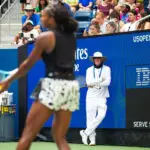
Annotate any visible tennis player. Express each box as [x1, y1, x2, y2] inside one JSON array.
[[0, 4, 79, 150]]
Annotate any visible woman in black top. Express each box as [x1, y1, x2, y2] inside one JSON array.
[[0, 4, 79, 150]]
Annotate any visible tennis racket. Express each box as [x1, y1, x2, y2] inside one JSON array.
[[0, 68, 18, 81], [76, 75, 87, 88], [0, 70, 10, 81]]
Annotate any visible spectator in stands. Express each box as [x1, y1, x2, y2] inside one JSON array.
[[91, 12, 107, 33], [137, 12, 150, 30], [114, 3, 123, 13], [22, 4, 41, 27], [35, 0, 49, 14], [136, 1, 144, 13], [97, 0, 114, 17], [83, 23, 101, 36], [133, 2, 143, 20], [96, 0, 117, 6], [78, 0, 93, 11], [121, 9, 137, 31], [64, 0, 79, 13], [136, 12, 142, 20], [20, 0, 26, 14], [109, 10, 124, 32], [58, 0, 73, 16], [126, 0, 136, 9], [14, 20, 40, 46], [137, 19, 150, 30], [30, 0, 38, 8], [106, 21, 117, 33], [120, 3, 131, 23], [34, 0, 73, 32]]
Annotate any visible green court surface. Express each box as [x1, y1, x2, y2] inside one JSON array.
[[0, 142, 149, 150]]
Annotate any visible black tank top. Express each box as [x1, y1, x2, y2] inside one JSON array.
[[42, 29, 76, 79]]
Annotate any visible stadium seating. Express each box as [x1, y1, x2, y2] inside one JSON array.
[[76, 21, 91, 36], [78, 21, 91, 32], [74, 10, 94, 36], [74, 11, 93, 21]]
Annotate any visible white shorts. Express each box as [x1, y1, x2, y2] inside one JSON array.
[[31, 78, 80, 112]]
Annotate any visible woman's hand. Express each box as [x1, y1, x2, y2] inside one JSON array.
[[0, 80, 11, 93]]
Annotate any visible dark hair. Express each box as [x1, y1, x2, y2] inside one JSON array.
[[109, 10, 120, 20], [44, 4, 78, 33], [90, 23, 100, 32], [140, 12, 149, 18], [125, 4, 131, 12], [137, 12, 150, 30], [39, 0, 48, 12], [107, 21, 117, 32], [129, 9, 137, 16]]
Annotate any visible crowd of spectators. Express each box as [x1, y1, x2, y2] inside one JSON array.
[[76, 0, 150, 36], [13, 0, 150, 45]]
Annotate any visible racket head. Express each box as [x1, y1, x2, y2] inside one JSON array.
[[0, 70, 10, 81]]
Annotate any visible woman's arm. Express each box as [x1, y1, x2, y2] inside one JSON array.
[[0, 32, 55, 93], [8, 32, 55, 82]]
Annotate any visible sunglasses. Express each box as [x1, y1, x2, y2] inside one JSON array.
[[93, 57, 101, 59], [25, 9, 34, 12]]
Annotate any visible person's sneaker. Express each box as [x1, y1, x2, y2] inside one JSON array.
[[79, 130, 88, 145], [89, 141, 96, 146], [89, 134, 96, 146]]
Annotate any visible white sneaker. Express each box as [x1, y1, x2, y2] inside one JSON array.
[[89, 141, 96, 146], [89, 133, 96, 146], [79, 130, 88, 145]]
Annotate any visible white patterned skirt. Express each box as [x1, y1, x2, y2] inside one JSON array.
[[31, 78, 80, 112]]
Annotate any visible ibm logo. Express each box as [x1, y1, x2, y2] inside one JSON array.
[[136, 68, 150, 86]]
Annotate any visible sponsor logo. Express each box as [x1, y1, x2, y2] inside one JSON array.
[[74, 48, 88, 72], [136, 67, 150, 86]]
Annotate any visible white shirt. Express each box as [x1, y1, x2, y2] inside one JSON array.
[[17, 29, 40, 46], [100, 22, 107, 34], [121, 22, 137, 32], [86, 65, 111, 98], [23, 29, 40, 39], [118, 0, 126, 3]]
